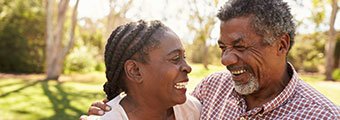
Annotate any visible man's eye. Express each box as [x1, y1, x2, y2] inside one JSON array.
[[219, 45, 226, 51], [235, 46, 246, 51]]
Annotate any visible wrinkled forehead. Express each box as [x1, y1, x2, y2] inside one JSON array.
[[219, 17, 263, 45]]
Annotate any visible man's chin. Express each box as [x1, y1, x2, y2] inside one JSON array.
[[233, 77, 259, 95], [234, 86, 256, 95]]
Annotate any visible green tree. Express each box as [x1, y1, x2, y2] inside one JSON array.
[[0, 0, 45, 73], [62, 0, 134, 74], [288, 33, 326, 72], [186, 0, 221, 69], [325, 0, 339, 81], [303, 0, 339, 80]]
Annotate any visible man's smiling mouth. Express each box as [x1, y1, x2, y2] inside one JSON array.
[[228, 65, 249, 76], [230, 69, 247, 76]]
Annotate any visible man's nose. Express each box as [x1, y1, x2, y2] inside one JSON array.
[[221, 52, 238, 67]]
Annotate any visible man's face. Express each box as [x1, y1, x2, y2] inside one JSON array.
[[218, 16, 281, 95]]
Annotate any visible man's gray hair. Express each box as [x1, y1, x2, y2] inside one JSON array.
[[217, 0, 296, 51]]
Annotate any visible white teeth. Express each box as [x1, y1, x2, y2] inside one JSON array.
[[231, 69, 246, 75], [174, 82, 188, 89]]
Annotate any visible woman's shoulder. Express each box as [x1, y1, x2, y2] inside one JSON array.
[[185, 94, 202, 110], [173, 94, 201, 119], [100, 95, 128, 120]]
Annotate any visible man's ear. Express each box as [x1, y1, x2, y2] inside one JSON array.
[[124, 60, 143, 83], [277, 33, 290, 56]]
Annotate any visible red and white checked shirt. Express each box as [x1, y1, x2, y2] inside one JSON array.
[[191, 64, 340, 119]]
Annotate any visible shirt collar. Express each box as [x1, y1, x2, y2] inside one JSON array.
[[261, 62, 299, 114]]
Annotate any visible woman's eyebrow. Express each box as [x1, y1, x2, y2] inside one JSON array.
[[167, 49, 183, 56]]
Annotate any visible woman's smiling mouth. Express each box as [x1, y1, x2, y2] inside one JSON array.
[[174, 81, 188, 89]]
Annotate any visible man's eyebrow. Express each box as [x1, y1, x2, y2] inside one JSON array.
[[218, 35, 244, 45], [218, 40, 224, 45], [232, 37, 243, 45]]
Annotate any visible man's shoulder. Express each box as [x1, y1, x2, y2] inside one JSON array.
[[197, 70, 234, 89], [282, 101, 340, 119], [288, 80, 340, 118]]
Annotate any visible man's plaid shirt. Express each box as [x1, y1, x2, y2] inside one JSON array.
[[191, 64, 340, 119]]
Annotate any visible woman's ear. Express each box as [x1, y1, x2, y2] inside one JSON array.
[[124, 60, 143, 83], [277, 33, 290, 56]]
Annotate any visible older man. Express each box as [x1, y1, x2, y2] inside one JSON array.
[[83, 0, 340, 119], [191, 0, 339, 119]]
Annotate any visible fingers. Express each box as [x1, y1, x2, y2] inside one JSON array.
[[79, 115, 88, 120], [87, 101, 111, 116], [91, 101, 111, 112], [88, 106, 105, 115], [102, 98, 108, 103]]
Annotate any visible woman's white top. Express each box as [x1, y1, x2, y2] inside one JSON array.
[[87, 94, 201, 120]]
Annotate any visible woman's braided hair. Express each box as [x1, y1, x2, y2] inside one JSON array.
[[103, 20, 164, 100]]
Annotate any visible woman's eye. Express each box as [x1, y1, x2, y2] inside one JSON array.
[[173, 55, 180, 61], [170, 55, 182, 64]]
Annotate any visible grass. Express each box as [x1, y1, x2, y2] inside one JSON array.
[[0, 76, 106, 120], [0, 64, 339, 119]]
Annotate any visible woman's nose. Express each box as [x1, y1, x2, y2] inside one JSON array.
[[181, 60, 192, 73]]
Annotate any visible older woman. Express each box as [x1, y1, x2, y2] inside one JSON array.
[[86, 20, 201, 120]]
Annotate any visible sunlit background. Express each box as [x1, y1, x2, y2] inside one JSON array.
[[0, 0, 339, 119]]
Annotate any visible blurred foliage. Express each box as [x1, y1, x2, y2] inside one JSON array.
[[0, 0, 106, 74], [332, 68, 340, 81], [79, 20, 105, 53], [186, 42, 221, 66], [0, 0, 45, 73], [310, 0, 326, 28], [63, 46, 98, 74], [288, 32, 326, 72], [95, 62, 105, 72], [62, 20, 106, 74], [185, 0, 220, 69]]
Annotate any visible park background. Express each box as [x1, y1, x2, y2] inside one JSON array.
[[0, 0, 340, 119]]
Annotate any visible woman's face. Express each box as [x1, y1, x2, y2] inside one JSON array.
[[138, 28, 192, 107]]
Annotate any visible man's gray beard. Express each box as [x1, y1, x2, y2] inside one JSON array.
[[233, 74, 259, 95]]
